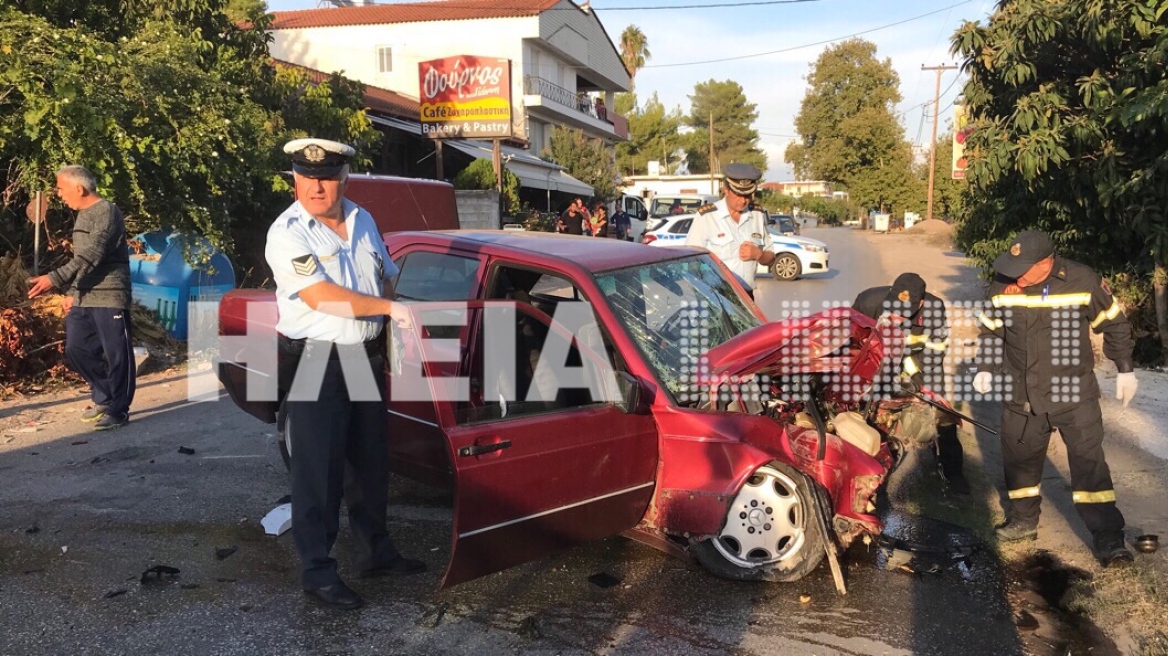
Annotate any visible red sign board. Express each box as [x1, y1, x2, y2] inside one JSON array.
[[418, 55, 513, 139]]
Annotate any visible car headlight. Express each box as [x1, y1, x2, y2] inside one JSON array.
[[803, 244, 825, 252]]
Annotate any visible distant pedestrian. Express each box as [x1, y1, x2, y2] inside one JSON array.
[[589, 204, 608, 238], [610, 206, 631, 240], [557, 199, 586, 236], [27, 165, 135, 431]]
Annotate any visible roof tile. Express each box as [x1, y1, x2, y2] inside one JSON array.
[[271, 0, 562, 30]]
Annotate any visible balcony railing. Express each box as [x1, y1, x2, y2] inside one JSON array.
[[524, 75, 617, 122]]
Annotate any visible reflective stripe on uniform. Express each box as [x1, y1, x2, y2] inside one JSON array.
[[902, 356, 920, 376], [1072, 489, 1116, 504], [1008, 485, 1041, 500], [1090, 299, 1122, 328], [977, 311, 1004, 330], [991, 293, 1092, 308], [905, 334, 928, 345], [923, 339, 948, 352]]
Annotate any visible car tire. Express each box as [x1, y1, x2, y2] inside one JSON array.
[[690, 463, 826, 582], [277, 398, 291, 471], [770, 254, 802, 281]]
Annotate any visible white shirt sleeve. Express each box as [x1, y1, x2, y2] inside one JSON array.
[[266, 222, 327, 300], [685, 215, 709, 248]]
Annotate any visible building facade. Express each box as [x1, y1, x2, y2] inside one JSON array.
[[268, 0, 630, 156]]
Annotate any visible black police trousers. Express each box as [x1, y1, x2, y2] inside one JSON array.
[[1000, 400, 1125, 549], [284, 342, 401, 589]]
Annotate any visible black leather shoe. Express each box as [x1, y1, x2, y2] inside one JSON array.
[[360, 556, 427, 578], [304, 581, 364, 610], [1099, 545, 1134, 569], [995, 520, 1038, 543]]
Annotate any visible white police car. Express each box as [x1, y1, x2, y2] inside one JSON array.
[[642, 217, 830, 281], [756, 226, 829, 281]]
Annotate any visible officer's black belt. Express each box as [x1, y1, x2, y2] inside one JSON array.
[[278, 334, 382, 359]]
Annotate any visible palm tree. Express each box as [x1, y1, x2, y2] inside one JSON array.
[[619, 25, 651, 89]]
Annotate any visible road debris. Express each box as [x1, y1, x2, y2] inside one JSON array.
[[141, 565, 181, 584], [261, 503, 292, 536], [215, 546, 238, 560], [587, 572, 622, 588], [177, 446, 196, 455], [103, 589, 128, 599]]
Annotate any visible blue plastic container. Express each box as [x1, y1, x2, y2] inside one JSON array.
[[129, 231, 235, 340]]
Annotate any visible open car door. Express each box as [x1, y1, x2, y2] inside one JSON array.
[[403, 301, 659, 587]]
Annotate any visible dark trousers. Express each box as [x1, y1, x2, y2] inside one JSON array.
[[285, 347, 399, 589], [64, 306, 136, 416], [1000, 401, 1125, 549], [936, 422, 964, 477]]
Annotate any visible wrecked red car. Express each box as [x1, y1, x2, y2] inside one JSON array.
[[218, 231, 938, 589]]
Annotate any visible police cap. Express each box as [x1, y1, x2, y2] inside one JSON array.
[[722, 163, 762, 196], [284, 138, 355, 179], [993, 230, 1055, 279], [885, 272, 926, 316]]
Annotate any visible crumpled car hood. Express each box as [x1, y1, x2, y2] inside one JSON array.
[[699, 307, 886, 397]]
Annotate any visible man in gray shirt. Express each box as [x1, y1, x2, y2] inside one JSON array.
[[28, 165, 135, 430]]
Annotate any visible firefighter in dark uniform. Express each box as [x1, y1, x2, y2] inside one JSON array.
[[974, 230, 1138, 566], [266, 138, 425, 610], [854, 273, 969, 494]]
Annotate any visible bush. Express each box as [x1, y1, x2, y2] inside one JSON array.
[[453, 159, 521, 214]]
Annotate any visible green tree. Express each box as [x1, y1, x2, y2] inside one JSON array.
[[1, 2, 378, 266], [224, 0, 267, 23], [951, 0, 1168, 361], [912, 131, 966, 221], [614, 92, 686, 176], [542, 126, 619, 201], [619, 25, 650, 89], [786, 38, 915, 213], [685, 79, 765, 174]]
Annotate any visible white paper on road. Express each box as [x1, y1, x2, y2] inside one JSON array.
[[261, 503, 292, 536]]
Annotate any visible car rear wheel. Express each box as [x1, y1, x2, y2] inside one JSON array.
[[770, 254, 801, 281], [691, 463, 825, 582]]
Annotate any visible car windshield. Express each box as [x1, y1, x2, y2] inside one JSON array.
[[773, 215, 796, 232], [595, 254, 761, 404], [650, 197, 708, 218]]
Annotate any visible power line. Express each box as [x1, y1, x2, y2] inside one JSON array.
[[643, 0, 976, 68]]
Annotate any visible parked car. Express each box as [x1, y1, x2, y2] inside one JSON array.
[[218, 232, 937, 591], [769, 213, 800, 236], [643, 218, 830, 281], [644, 194, 718, 233], [757, 227, 830, 281]]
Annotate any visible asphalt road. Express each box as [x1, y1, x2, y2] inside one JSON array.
[[0, 227, 1027, 656]]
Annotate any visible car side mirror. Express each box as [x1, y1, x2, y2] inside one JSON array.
[[615, 371, 649, 414]]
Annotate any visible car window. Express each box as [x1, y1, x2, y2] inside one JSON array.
[[668, 219, 692, 234], [393, 251, 480, 302], [455, 304, 614, 425]]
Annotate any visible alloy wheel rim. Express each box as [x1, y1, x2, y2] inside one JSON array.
[[775, 258, 798, 278], [711, 466, 807, 567]]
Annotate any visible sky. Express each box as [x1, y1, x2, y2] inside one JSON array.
[[265, 0, 998, 181]]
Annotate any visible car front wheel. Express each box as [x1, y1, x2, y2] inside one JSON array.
[[690, 463, 825, 582], [770, 254, 801, 281]]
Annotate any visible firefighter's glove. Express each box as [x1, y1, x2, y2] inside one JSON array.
[[972, 372, 993, 395], [1116, 372, 1138, 407]]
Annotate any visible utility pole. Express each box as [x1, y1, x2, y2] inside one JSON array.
[[708, 112, 716, 195], [922, 64, 957, 222]]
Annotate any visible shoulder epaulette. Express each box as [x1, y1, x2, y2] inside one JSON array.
[[697, 204, 718, 215]]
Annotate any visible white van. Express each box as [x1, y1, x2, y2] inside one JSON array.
[[645, 193, 720, 233], [606, 194, 649, 241]]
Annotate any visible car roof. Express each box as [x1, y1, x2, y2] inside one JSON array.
[[387, 230, 702, 272]]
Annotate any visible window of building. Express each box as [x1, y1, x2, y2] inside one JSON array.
[[377, 46, 393, 73]]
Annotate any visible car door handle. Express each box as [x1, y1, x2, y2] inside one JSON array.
[[458, 440, 512, 457]]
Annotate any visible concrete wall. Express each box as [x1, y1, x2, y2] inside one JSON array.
[[455, 190, 501, 230]]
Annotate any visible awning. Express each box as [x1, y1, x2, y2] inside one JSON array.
[[368, 115, 593, 197]]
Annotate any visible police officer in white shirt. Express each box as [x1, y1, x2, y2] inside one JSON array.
[[685, 163, 775, 295], [266, 138, 424, 611]]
